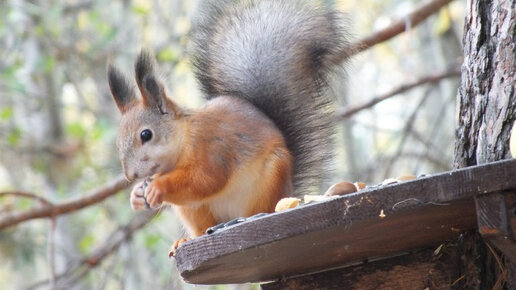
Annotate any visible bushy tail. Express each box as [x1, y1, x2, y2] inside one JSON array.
[[191, 0, 349, 195]]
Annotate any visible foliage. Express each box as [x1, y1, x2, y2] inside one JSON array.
[[0, 0, 464, 289]]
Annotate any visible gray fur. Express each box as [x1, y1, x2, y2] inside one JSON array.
[[108, 65, 135, 112], [135, 50, 154, 90], [191, 0, 349, 195], [135, 50, 171, 115]]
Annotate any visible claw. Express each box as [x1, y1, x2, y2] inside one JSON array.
[[169, 238, 189, 258], [140, 177, 155, 209]]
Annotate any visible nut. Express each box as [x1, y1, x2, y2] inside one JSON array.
[[275, 197, 301, 212], [395, 175, 416, 182], [304, 195, 327, 204], [354, 182, 366, 190], [141, 177, 154, 209], [382, 178, 398, 186], [324, 181, 357, 197]]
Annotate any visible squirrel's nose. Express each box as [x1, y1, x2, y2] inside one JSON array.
[[121, 160, 138, 181]]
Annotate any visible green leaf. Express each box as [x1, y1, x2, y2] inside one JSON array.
[[7, 127, 21, 146], [2, 61, 22, 78], [91, 121, 110, 141], [88, 11, 100, 21], [0, 107, 13, 121], [36, 56, 56, 73], [45, 6, 63, 37], [145, 234, 161, 248], [91, 127, 103, 140], [101, 27, 116, 42], [157, 47, 178, 62], [18, 198, 33, 210], [79, 234, 95, 253], [132, 3, 150, 16], [34, 24, 45, 36], [44, 57, 56, 72], [95, 22, 113, 37], [67, 122, 87, 138], [11, 81, 26, 93]]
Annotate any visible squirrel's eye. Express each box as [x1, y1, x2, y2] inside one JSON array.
[[140, 129, 153, 144]]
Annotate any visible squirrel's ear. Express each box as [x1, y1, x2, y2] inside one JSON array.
[[107, 65, 136, 114], [134, 49, 183, 117]]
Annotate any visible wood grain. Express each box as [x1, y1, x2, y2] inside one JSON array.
[[476, 191, 516, 262], [261, 245, 459, 290], [174, 159, 516, 284]]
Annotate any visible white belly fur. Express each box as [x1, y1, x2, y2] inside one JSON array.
[[207, 159, 267, 223]]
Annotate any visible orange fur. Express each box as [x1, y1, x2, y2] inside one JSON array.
[[110, 53, 294, 238], [146, 96, 293, 237], [173, 205, 217, 237], [110, 0, 347, 244]]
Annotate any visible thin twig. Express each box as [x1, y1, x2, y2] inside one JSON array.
[[0, 191, 53, 206], [0, 176, 131, 231], [402, 151, 450, 170], [48, 218, 57, 290], [63, 1, 95, 14], [335, 0, 455, 62], [337, 65, 461, 119], [451, 275, 465, 286], [486, 242, 507, 290], [383, 86, 433, 177], [26, 210, 156, 290], [413, 93, 457, 172]]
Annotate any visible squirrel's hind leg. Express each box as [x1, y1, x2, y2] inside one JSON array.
[[173, 204, 217, 238]]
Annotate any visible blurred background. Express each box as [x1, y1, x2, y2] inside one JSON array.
[[0, 0, 464, 289]]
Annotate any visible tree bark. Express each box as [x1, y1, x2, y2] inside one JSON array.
[[453, 1, 516, 289], [454, 0, 516, 168]]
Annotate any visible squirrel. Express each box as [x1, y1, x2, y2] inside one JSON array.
[[107, 0, 348, 254]]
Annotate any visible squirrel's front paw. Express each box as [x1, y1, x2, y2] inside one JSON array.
[[169, 238, 189, 258], [130, 181, 148, 210], [144, 181, 163, 209]]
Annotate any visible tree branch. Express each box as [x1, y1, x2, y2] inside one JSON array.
[[26, 210, 156, 290], [337, 65, 461, 119], [0, 191, 53, 206], [335, 0, 455, 63], [63, 1, 95, 14], [0, 176, 131, 231], [382, 87, 433, 177]]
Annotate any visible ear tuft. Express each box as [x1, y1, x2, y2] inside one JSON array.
[[133, 49, 183, 117], [143, 75, 160, 98], [135, 49, 155, 89], [107, 64, 135, 113]]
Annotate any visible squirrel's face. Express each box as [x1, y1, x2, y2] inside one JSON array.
[[107, 51, 186, 181], [116, 104, 185, 181]]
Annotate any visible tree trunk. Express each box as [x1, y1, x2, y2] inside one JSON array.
[[454, 0, 516, 168], [453, 1, 516, 289]]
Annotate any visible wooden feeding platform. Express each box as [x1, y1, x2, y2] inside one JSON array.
[[174, 159, 516, 286]]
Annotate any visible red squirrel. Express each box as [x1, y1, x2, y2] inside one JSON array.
[[107, 0, 348, 254]]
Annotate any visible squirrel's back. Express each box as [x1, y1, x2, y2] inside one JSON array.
[[192, 0, 349, 195]]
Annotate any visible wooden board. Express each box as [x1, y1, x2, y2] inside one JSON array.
[[174, 159, 516, 284], [261, 245, 459, 290], [261, 230, 513, 290], [475, 191, 516, 262]]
